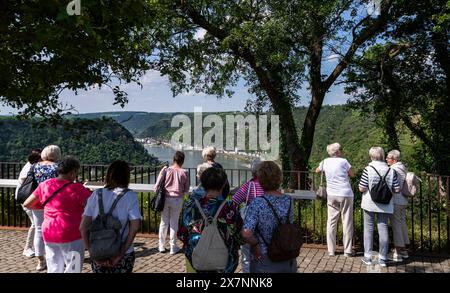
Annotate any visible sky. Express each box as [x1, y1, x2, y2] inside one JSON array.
[[0, 59, 350, 115]]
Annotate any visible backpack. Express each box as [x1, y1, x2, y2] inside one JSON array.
[[369, 166, 393, 204], [16, 164, 38, 204], [259, 196, 303, 262], [191, 199, 229, 271], [88, 188, 130, 261], [401, 171, 419, 197]]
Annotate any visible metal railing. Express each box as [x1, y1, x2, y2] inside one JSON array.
[[1, 162, 449, 254]]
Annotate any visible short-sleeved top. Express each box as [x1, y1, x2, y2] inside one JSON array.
[[154, 166, 190, 198], [15, 162, 32, 199], [243, 194, 294, 255], [34, 162, 59, 184], [232, 177, 265, 206], [83, 187, 142, 254], [33, 178, 92, 243], [318, 157, 354, 197]]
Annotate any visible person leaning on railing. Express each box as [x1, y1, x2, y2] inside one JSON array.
[[80, 160, 142, 273], [315, 143, 356, 257], [23, 156, 91, 273], [386, 150, 410, 261], [154, 151, 190, 255], [359, 147, 400, 267], [15, 148, 41, 259]]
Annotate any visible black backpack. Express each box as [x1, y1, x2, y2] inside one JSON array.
[[369, 166, 393, 204], [16, 164, 38, 204], [258, 197, 303, 262]]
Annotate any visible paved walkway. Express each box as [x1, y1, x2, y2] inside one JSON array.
[[1, 229, 449, 273]]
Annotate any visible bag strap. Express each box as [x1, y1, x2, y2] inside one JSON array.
[[319, 160, 325, 187], [244, 181, 255, 207], [107, 188, 130, 215], [98, 188, 105, 216], [261, 196, 282, 226], [42, 181, 73, 207], [194, 198, 227, 226]]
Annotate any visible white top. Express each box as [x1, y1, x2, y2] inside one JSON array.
[[15, 162, 32, 199], [391, 162, 409, 206], [83, 187, 142, 254], [319, 157, 354, 197]]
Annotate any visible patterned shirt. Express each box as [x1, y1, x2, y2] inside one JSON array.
[[232, 177, 265, 206], [34, 163, 59, 184], [359, 166, 400, 190], [178, 196, 243, 273], [243, 194, 294, 255]]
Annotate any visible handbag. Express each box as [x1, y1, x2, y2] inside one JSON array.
[[239, 181, 256, 219], [16, 164, 38, 204], [316, 161, 327, 200], [150, 167, 168, 212]]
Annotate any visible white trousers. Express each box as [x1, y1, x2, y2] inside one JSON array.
[[327, 196, 354, 254], [23, 207, 35, 251], [159, 197, 184, 249], [44, 239, 84, 273]]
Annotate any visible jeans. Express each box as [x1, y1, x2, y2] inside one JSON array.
[[240, 244, 251, 273], [250, 254, 297, 273], [363, 210, 390, 260], [32, 209, 45, 257], [159, 197, 184, 250], [391, 204, 410, 247]]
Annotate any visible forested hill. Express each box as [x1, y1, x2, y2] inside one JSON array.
[[74, 105, 418, 173], [0, 118, 157, 165]]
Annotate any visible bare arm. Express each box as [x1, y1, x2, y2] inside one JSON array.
[[348, 167, 355, 178], [241, 228, 262, 261], [119, 219, 141, 256], [23, 194, 40, 209], [79, 216, 93, 250]]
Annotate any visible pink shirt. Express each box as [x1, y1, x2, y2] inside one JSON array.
[[34, 178, 92, 243], [232, 177, 265, 205], [154, 166, 190, 198]]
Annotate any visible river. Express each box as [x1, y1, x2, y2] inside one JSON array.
[[144, 145, 252, 186]]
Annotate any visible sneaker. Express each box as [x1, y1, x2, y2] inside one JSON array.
[[158, 246, 166, 253], [390, 252, 403, 262], [36, 259, 46, 271], [328, 252, 335, 257], [170, 246, 181, 255], [378, 259, 388, 267], [361, 257, 372, 265], [23, 248, 35, 258], [344, 252, 355, 257], [400, 251, 409, 259]]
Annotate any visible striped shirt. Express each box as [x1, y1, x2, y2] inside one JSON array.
[[232, 178, 265, 206], [359, 166, 400, 191]]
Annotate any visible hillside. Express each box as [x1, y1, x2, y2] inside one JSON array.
[[0, 118, 157, 165]]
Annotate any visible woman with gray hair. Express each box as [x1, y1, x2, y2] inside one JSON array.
[[386, 150, 410, 261], [198, 146, 230, 196], [232, 158, 265, 272], [315, 143, 355, 257], [359, 147, 400, 267], [31, 144, 61, 271]]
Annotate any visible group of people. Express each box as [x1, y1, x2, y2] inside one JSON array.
[[15, 142, 412, 273], [315, 143, 411, 267], [17, 145, 142, 273]]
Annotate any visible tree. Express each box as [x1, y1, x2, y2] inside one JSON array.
[[147, 0, 394, 172], [0, 0, 154, 121], [345, 0, 450, 174]]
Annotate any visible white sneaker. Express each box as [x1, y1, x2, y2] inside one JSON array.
[[170, 246, 181, 255], [389, 252, 403, 262], [158, 246, 166, 253], [23, 248, 35, 258]]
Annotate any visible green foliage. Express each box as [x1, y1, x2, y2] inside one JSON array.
[[0, 0, 155, 119], [0, 117, 157, 165]]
